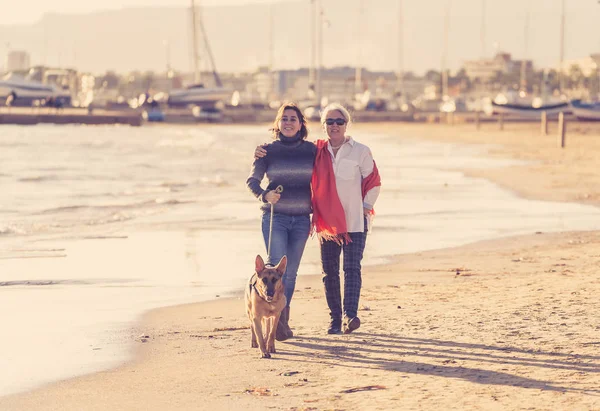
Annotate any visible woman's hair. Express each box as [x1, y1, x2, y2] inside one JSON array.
[[270, 102, 309, 139], [320, 102, 352, 126]]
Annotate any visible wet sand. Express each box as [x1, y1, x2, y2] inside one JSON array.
[[1, 122, 599, 410]]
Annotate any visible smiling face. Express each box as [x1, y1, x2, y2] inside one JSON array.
[[324, 109, 347, 140], [278, 109, 302, 138]]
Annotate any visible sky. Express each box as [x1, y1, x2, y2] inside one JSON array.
[[1, 0, 291, 25], [2, 0, 599, 74]]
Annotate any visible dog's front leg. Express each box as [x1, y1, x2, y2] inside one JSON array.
[[264, 317, 271, 345], [250, 323, 258, 348], [267, 313, 281, 353], [252, 318, 270, 358]]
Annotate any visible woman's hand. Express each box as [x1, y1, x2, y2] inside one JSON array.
[[254, 145, 267, 160], [363, 207, 372, 216], [264, 190, 281, 204]]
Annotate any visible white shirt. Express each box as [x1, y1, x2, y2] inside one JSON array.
[[327, 136, 381, 233]]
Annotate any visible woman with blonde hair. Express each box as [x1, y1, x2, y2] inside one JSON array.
[[311, 103, 381, 334]]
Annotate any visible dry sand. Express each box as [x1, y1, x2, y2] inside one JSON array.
[[1, 122, 599, 411]]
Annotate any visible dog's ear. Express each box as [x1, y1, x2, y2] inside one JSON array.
[[275, 255, 287, 275], [255, 255, 266, 273]]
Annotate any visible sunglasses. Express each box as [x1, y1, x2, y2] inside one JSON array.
[[325, 118, 346, 126]]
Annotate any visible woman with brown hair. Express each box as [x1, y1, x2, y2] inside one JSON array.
[[246, 102, 316, 341]]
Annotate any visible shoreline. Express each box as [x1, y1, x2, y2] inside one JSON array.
[[1, 122, 599, 410], [2, 229, 599, 410]]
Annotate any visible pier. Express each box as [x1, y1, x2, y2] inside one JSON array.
[[0, 107, 143, 126]]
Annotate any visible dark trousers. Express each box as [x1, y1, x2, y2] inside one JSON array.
[[320, 230, 367, 320]]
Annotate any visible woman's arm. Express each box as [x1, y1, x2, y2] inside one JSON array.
[[359, 147, 381, 213], [246, 154, 281, 204], [246, 157, 269, 202]]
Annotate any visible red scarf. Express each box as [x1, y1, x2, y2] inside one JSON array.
[[311, 139, 381, 244]]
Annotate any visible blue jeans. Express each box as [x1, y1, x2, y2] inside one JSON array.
[[261, 212, 311, 307]]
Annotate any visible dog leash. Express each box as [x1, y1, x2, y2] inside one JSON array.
[[267, 185, 284, 260]]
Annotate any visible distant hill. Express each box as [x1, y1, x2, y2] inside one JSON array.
[[1, 0, 598, 75]]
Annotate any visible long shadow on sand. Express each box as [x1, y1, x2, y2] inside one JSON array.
[[283, 332, 600, 395]]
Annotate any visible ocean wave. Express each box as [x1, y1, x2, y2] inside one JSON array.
[[135, 163, 158, 169], [18, 175, 59, 183], [78, 140, 113, 149], [0, 225, 28, 236], [0, 280, 86, 287], [160, 181, 188, 189], [35, 198, 193, 215], [198, 174, 229, 187], [0, 278, 136, 287]]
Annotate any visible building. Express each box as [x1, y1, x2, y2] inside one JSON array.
[[559, 55, 599, 77], [463, 52, 530, 82], [5, 50, 31, 72]]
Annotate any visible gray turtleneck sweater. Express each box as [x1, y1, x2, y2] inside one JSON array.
[[246, 135, 317, 216]]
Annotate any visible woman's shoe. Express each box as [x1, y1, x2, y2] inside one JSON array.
[[343, 316, 361, 334], [327, 319, 342, 334], [276, 306, 292, 341]]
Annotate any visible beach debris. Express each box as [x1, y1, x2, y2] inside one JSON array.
[[213, 326, 249, 332], [136, 334, 150, 343], [442, 359, 457, 364], [359, 304, 371, 311], [397, 306, 402, 309], [284, 381, 307, 387], [340, 385, 386, 394], [244, 387, 276, 396], [280, 371, 301, 376]]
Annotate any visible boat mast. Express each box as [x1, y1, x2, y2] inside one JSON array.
[[558, 0, 565, 94], [396, 0, 404, 96], [441, 0, 451, 98], [480, 0, 486, 57], [268, 4, 275, 99], [196, 4, 223, 87], [190, 0, 201, 84], [316, 0, 323, 106], [355, 0, 364, 96], [520, 1, 531, 94], [309, 0, 316, 96]]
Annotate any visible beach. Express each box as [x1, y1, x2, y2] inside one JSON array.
[[1, 121, 600, 410]]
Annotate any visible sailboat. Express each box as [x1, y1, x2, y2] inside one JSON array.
[[569, 99, 600, 121], [0, 72, 71, 107], [491, 0, 569, 118], [166, 0, 232, 110]]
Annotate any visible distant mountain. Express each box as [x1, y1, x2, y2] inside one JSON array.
[[1, 0, 598, 75]]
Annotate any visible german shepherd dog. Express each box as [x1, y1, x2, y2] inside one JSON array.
[[245, 255, 287, 358]]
